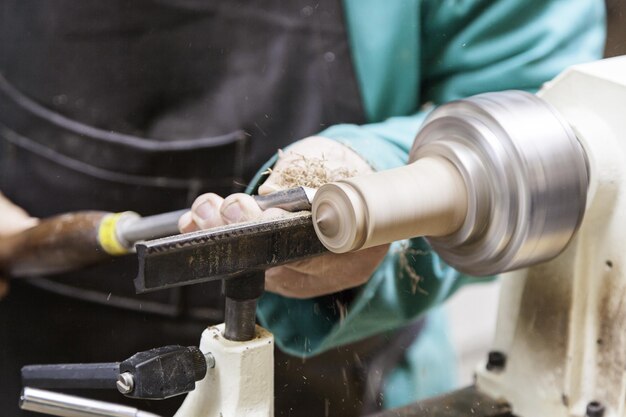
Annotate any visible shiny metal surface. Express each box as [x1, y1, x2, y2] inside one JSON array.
[[253, 186, 315, 211], [20, 387, 161, 417], [116, 372, 134, 395], [117, 210, 185, 247], [409, 91, 588, 275], [204, 352, 216, 369]]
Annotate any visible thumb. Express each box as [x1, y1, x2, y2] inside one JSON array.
[[0, 192, 38, 236], [257, 173, 284, 196]]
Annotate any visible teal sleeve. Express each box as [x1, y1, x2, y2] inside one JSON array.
[[257, 0, 606, 357], [383, 307, 457, 407], [420, 0, 605, 102]]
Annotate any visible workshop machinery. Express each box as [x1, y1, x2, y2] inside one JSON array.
[[17, 56, 626, 416], [0, 186, 315, 277]]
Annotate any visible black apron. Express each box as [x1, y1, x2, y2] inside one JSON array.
[[0, 1, 421, 415]]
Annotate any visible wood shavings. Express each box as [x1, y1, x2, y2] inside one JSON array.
[[270, 151, 356, 189], [395, 242, 430, 295]]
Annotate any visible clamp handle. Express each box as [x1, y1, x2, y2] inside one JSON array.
[[21, 345, 210, 400]]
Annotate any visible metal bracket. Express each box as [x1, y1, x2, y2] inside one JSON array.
[[134, 212, 326, 293]]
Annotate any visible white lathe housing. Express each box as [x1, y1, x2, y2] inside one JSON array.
[[477, 57, 626, 417]]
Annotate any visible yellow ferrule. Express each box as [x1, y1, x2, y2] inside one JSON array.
[[98, 212, 131, 256]]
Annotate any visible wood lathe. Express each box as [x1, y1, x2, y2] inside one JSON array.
[[19, 56, 626, 417]]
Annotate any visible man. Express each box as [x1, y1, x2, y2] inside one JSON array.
[[0, 0, 605, 415]]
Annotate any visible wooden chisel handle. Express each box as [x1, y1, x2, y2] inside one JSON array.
[[0, 211, 111, 277]]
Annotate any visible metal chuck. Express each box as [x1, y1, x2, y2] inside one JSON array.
[[312, 91, 589, 276]]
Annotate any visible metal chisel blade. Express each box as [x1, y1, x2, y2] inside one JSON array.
[[134, 212, 327, 293]]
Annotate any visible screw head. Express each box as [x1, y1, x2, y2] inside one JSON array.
[[486, 351, 507, 371], [586, 401, 605, 417], [116, 372, 134, 395], [204, 352, 216, 369]]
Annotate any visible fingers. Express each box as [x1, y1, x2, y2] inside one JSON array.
[[189, 193, 227, 230], [265, 267, 320, 299], [220, 194, 262, 223], [220, 196, 288, 223], [178, 193, 227, 233], [282, 244, 389, 275], [181, 192, 287, 233], [257, 178, 282, 196], [0, 192, 38, 236], [265, 244, 389, 298], [178, 211, 197, 233], [0, 192, 30, 218]]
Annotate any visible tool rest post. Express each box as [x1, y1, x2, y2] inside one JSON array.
[[223, 272, 265, 341]]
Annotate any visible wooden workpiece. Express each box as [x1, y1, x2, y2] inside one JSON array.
[[312, 157, 468, 253]]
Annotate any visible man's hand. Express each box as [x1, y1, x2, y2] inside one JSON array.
[[0, 192, 39, 298], [179, 137, 389, 299]]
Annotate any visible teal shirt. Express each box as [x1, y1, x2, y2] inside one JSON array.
[[253, 0, 606, 409]]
